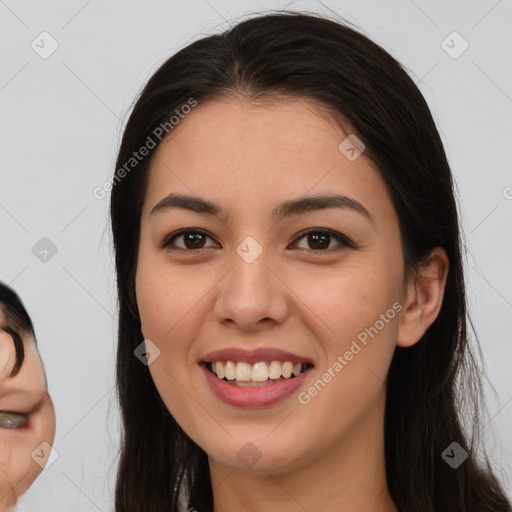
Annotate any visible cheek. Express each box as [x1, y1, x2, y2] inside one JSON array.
[[286, 262, 400, 434], [135, 261, 211, 429], [136, 264, 207, 347], [0, 467, 17, 509], [0, 431, 44, 499], [292, 289, 399, 453], [290, 259, 402, 350], [305, 284, 399, 397]]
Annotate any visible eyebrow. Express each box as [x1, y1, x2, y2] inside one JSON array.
[[150, 193, 375, 226]]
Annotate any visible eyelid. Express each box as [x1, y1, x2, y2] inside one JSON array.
[[160, 227, 356, 251]]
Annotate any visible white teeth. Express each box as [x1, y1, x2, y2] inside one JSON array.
[[268, 361, 282, 379], [210, 360, 309, 382], [235, 361, 252, 382], [224, 361, 236, 381], [251, 362, 268, 382], [281, 361, 293, 378]]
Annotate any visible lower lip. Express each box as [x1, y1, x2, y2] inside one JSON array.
[[201, 364, 312, 408]]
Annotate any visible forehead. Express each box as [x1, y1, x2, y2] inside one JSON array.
[[143, 96, 395, 228], [153, 96, 349, 168]]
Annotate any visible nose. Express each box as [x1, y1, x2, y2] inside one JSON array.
[[213, 247, 289, 332]]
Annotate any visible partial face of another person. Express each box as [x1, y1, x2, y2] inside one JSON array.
[[135, 97, 428, 474], [0, 319, 56, 511]]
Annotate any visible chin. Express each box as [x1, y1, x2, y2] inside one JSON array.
[[204, 436, 308, 476]]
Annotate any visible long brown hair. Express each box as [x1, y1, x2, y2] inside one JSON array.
[[109, 11, 512, 511]]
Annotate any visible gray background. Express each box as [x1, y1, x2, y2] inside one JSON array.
[[0, 0, 510, 510]]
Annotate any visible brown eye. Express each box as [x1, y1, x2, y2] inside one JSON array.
[[292, 229, 355, 251], [160, 229, 218, 251]]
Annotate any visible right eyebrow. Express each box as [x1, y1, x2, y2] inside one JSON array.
[[150, 194, 223, 219]]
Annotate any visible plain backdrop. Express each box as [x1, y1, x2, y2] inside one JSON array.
[[0, 1, 511, 510]]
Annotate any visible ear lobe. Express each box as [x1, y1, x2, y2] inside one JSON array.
[[396, 247, 449, 348]]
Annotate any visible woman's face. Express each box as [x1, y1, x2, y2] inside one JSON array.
[[136, 97, 406, 474], [0, 324, 56, 510]]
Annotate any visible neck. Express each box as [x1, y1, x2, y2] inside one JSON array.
[[208, 387, 397, 512]]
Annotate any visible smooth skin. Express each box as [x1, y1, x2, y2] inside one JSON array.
[[135, 97, 448, 512], [0, 319, 56, 511]]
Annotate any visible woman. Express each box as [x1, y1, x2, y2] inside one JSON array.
[[109, 11, 512, 511], [0, 283, 56, 511]]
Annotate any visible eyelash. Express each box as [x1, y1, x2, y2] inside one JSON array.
[[159, 228, 356, 253]]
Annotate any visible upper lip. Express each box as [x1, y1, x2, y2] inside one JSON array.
[[201, 347, 315, 366]]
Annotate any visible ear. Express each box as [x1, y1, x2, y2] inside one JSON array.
[[396, 247, 449, 348]]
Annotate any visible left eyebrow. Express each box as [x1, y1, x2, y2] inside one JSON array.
[[150, 193, 375, 227], [271, 194, 375, 226]]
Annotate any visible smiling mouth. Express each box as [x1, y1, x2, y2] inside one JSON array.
[[203, 361, 314, 387]]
